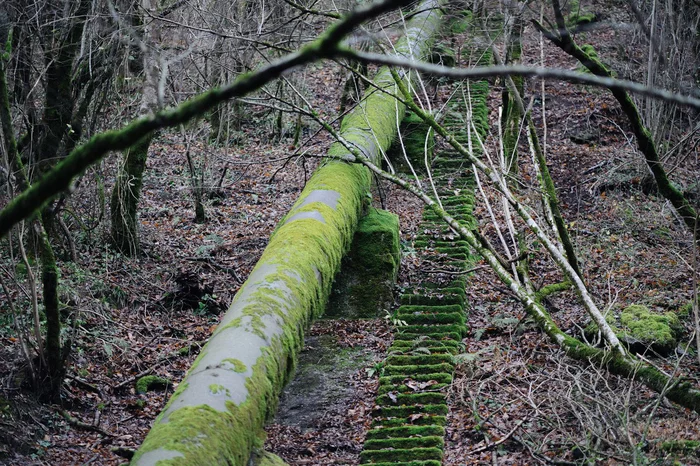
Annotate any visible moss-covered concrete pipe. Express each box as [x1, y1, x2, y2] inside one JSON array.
[[131, 2, 443, 465]]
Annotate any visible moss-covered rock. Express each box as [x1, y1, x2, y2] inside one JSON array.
[[136, 375, 171, 394], [620, 305, 681, 353], [586, 305, 681, 355], [658, 439, 700, 456], [326, 208, 400, 318], [430, 43, 456, 67]]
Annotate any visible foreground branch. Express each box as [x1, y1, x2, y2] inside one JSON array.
[[333, 50, 700, 110]]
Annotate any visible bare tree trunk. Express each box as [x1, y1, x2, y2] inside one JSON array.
[[501, 3, 523, 175], [111, 0, 161, 255]]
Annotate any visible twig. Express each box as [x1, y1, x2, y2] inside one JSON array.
[[185, 256, 241, 282], [468, 418, 527, 454], [423, 265, 488, 275], [58, 409, 114, 437]]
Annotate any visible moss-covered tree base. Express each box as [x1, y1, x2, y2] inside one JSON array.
[[326, 208, 400, 318]]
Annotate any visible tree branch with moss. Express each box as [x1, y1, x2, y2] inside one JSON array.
[[533, 0, 700, 240]]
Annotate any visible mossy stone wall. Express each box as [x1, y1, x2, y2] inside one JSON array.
[[388, 110, 435, 174], [326, 208, 400, 318]]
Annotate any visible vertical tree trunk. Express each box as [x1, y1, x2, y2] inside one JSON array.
[[0, 21, 63, 400], [501, 6, 523, 174], [110, 135, 153, 254], [110, 0, 161, 255]]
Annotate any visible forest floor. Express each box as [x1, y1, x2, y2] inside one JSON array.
[[2, 0, 700, 465]]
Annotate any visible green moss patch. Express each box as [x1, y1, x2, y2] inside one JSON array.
[[373, 403, 448, 417], [373, 414, 447, 428], [399, 311, 466, 325], [398, 323, 466, 337], [359, 446, 443, 463], [136, 375, 171, 394], [378, 382, 449, 394], [658, 439, 700, 455], [586, 305, 681, 355], [400, 294, 465, 307], [363, 436, 444, 450], [620, 305, 681, 355], [376, 392, 446, 406], [383, 363, 454, 376], [365, 425, 445, 440], [388, 109, 436, 173], [386, 354, 454, 366], [326, 208, 400, 318], [379, 372, 453, 387], [397, 304, 464, 314]]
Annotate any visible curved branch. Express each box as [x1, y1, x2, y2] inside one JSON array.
[[334, 50, 700, 109]]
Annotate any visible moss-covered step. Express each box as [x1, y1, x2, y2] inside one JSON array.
[[398, 313, 466, 326], [379, 372, 453, 387], [423, 206, 474, 218], [383, 364, 454, 377], [359, 446, 443, 463], [397, 324, 466, 339], [376, 392, 446, 406], [365, 425, 445, 440], [372, 414, 447, 428], [422, 253, 471, 264], [386, 353, 454, 366], [373, 403, 449, 418], [441, 196, 475, 207], [399, 293, 465, 307], [364, 435, 444, 450], [404, 285, 467, 298], [413, 239, 470, 248], [378, 382, 449, 395], [430, 159, 472, 170], [419, 278, 468, 290], [387, 109, 436, 173], [389, 339, 462, 354], [396, 331, 463, 341], [397, 303, 464, 314], [423, 246, 471, 257], [397, 312, 466, 327], [361, 40, 488, 466]]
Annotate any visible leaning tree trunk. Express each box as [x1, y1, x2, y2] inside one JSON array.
[[110, 0, 161, 255], [131, 2, 443, 465]]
